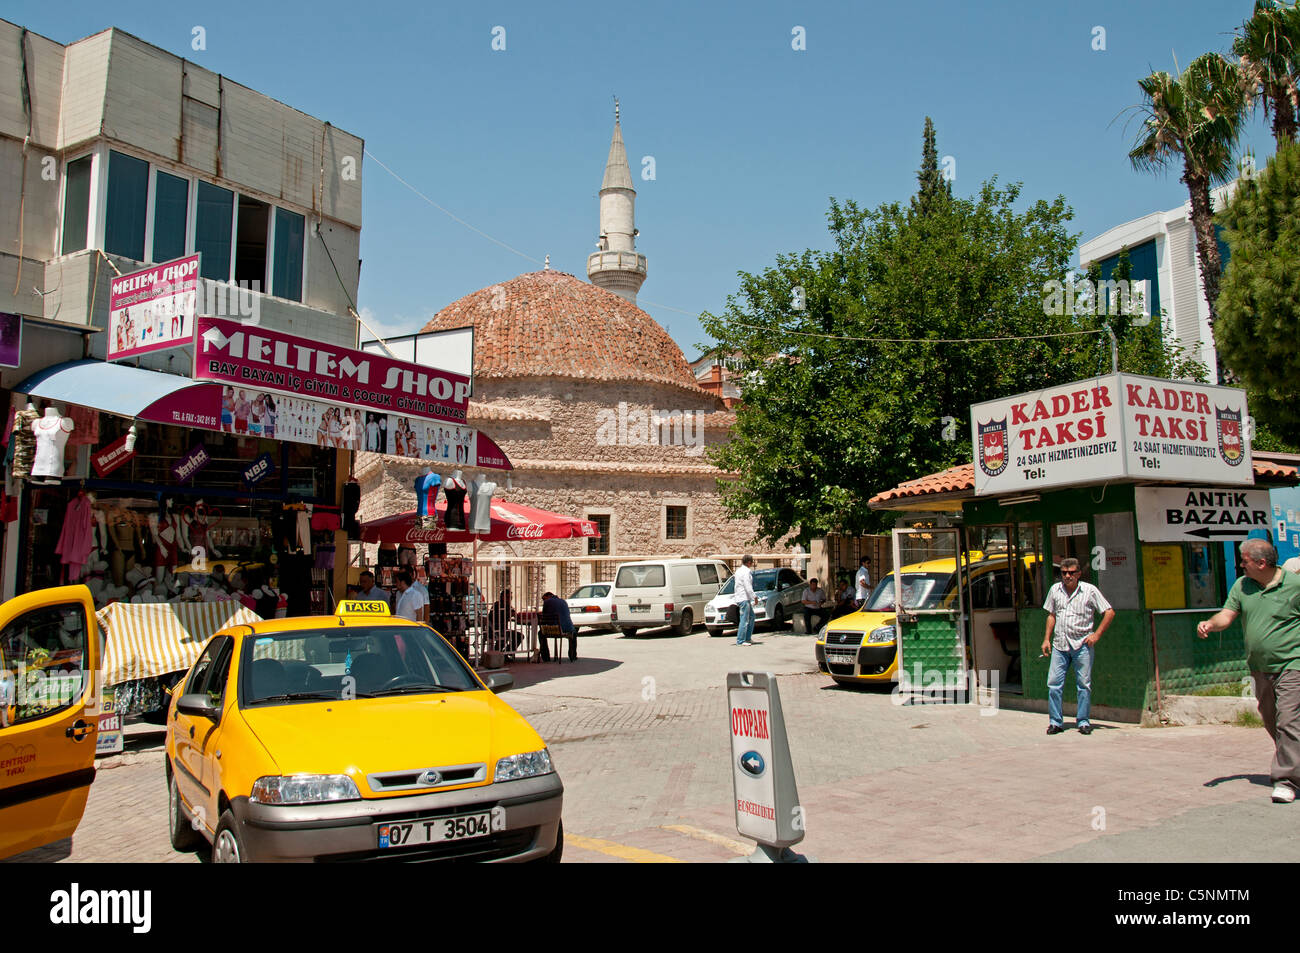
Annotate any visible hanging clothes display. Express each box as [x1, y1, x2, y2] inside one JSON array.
[[30, 409, 75, 479], [415, 470, 441, 528], [468, 477, 497, 534], [442, 472, 468, 530], [55, 493, 96, 581], [9, 405, 38, 478]]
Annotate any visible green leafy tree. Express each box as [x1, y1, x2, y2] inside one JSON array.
[[702, 123, 1110, 543], [1128, 53, 1246, 332], [1215, 140, 1300, 447]]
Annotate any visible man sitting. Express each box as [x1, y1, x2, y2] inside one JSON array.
[[801, 578, 828, 634], [540, 591, 578, 663]]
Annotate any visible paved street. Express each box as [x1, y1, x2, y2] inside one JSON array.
[[9, 623, 1297, 863]]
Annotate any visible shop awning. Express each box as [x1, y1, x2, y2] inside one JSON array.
[[96, 600, 262, 685], [362, 499, 601, 545], [15, 359, 214, 422]]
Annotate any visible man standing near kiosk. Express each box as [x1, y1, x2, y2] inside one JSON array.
[[1197, 538, 1300, 804], [1041, 557, 1114, 735]]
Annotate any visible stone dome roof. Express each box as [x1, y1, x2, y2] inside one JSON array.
[[420, 270, 708, 394]]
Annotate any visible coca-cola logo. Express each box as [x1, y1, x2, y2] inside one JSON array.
[[405, 527, 446, 543], [506, 523, 545, 540]]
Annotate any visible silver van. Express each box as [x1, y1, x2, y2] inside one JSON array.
[[610, 559, 732, 636]]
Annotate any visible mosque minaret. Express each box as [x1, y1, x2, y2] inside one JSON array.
[[586, 100, 648, 306]]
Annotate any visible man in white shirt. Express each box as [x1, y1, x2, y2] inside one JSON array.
[[801, 578, 828, 635], [411, 572, 430, 624], [855, 557, 872, 607], [393, 570, 427, 622], [1041, 557, 1115, 735], [734, 555, 758, 646]]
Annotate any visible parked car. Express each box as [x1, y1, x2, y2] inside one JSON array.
[[566, 584, 613, 630], [609, 559, 731, 637], [165, 599, 562, 862], [704, 567, 807, 636]]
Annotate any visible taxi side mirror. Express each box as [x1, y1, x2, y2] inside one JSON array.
[[176, 693, 221, 721], [483, 672, 513, 694]]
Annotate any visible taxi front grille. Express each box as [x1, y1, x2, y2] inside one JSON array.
[[825, 631, 865, 646], [367, 763, 487, 792]]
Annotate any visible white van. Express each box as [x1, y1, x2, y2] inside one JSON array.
[[610, 559, 732, 636]]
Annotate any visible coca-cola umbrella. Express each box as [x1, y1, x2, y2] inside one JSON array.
[[361, 498, 600, 546]]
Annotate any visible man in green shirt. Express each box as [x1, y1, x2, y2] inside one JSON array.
[[1198, 538, 1300, 804]]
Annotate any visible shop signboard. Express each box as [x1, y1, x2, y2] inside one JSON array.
[[242, 453, 275, 488], [0, 312, 21, 367], [193, 316, 470, 424], [109, 255, 200, 361], [972, 374, 1253, 496], [172, 442, 211, 484], [91, 433, 136, 477], [1135, 486, 1271, 543]]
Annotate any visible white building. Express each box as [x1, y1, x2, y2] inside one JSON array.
[[1078, 182, 1236, 382]]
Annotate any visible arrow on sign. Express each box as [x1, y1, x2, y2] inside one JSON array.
[[1185, 527, 1250, 539]]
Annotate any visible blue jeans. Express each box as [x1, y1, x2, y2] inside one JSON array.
[[736, 601, 755, 644], [1047, 643, 1094, 727]]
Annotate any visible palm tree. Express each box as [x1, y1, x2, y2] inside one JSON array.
[[1129, 53, 1245, 330], [1233, 0, 1300, 145]]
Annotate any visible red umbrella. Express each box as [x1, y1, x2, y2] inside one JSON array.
[[361, 498, 600, 545]]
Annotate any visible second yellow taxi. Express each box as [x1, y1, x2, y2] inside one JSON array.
[[165, 599, 562, 862]]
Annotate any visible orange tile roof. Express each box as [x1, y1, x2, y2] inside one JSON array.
[[420, 270, 714, 398], [870, 460, 1299, 508]]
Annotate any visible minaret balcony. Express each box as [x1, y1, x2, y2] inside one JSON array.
[[586, 250, 648, 278]]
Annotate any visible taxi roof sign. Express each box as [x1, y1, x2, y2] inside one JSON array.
[[336, 600, 391, 617]]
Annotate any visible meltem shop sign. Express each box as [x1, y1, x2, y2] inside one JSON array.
[[972, 373, 1252, 496], [193, 316, 471, 423]]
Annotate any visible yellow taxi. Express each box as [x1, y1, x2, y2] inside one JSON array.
[[165, 599, 563, 862], [0, 585, 101, 860], [816, 554, 1033, 686]]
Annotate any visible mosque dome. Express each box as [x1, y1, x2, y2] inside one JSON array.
[[420, 270, 706, 394]]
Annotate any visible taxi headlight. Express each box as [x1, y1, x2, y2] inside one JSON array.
[[868, 625, 897, 644], [251, 774, 360, 805], [816, 624, 829, 641], [495, 749, 554, 782]]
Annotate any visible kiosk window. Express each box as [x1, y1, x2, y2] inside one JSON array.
[[1093, 512, 1140, 610], [1142, 544, 1186, 609], [1052, 521, 1092, 584], [1187, 542, 1217, 608], [1018, 523, 1045, 606]]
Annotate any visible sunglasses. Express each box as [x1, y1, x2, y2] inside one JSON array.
[[1061, 570, 1080, 576]]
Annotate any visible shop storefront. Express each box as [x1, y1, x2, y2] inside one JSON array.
[[866, 373, 1299, 723]]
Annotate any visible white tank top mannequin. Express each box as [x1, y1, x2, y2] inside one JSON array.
[[31, 409, 74, 478]]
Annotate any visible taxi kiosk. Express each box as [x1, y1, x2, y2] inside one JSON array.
[[867, 373, 1298, 723]]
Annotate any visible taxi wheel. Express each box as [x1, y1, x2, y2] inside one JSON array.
[[168, 771, 204, 852], [212, 811, 246, 863]]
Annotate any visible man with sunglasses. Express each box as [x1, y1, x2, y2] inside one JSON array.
[[1198, 538, 1300, 804], [1041, 557, 1114, 735]]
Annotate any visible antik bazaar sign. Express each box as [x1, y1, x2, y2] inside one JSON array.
[[1135, 486, 1271, 543], [972, 373, 1252, 496]]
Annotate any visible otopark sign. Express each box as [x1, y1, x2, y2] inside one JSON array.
[[972, 373, 1253, 496], [726, 671, 808, 863]]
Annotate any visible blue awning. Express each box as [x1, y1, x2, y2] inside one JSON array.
[[15, 359, 203, 419]]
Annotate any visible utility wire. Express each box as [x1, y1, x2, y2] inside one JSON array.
[[725, 321, 1109, 345]]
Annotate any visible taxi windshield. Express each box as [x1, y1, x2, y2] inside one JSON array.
[[864, 572, 955, 612], [240, 625, 480, 706]]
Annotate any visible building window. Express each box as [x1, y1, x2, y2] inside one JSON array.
[[61, 155, 93, 254], [273, 208, 305, 301], [104, 150, 149, 261], [235, 194, 270, 287], [152, 170, 189, 263], [666, 506, 687, 540], [588, 514, 610, 556], [196, 181, 234, 281]]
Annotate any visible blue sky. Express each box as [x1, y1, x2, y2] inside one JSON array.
[[11, 0, 1276, 357]]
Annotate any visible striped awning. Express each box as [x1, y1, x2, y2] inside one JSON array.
[[97, 600, 262, 686]]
